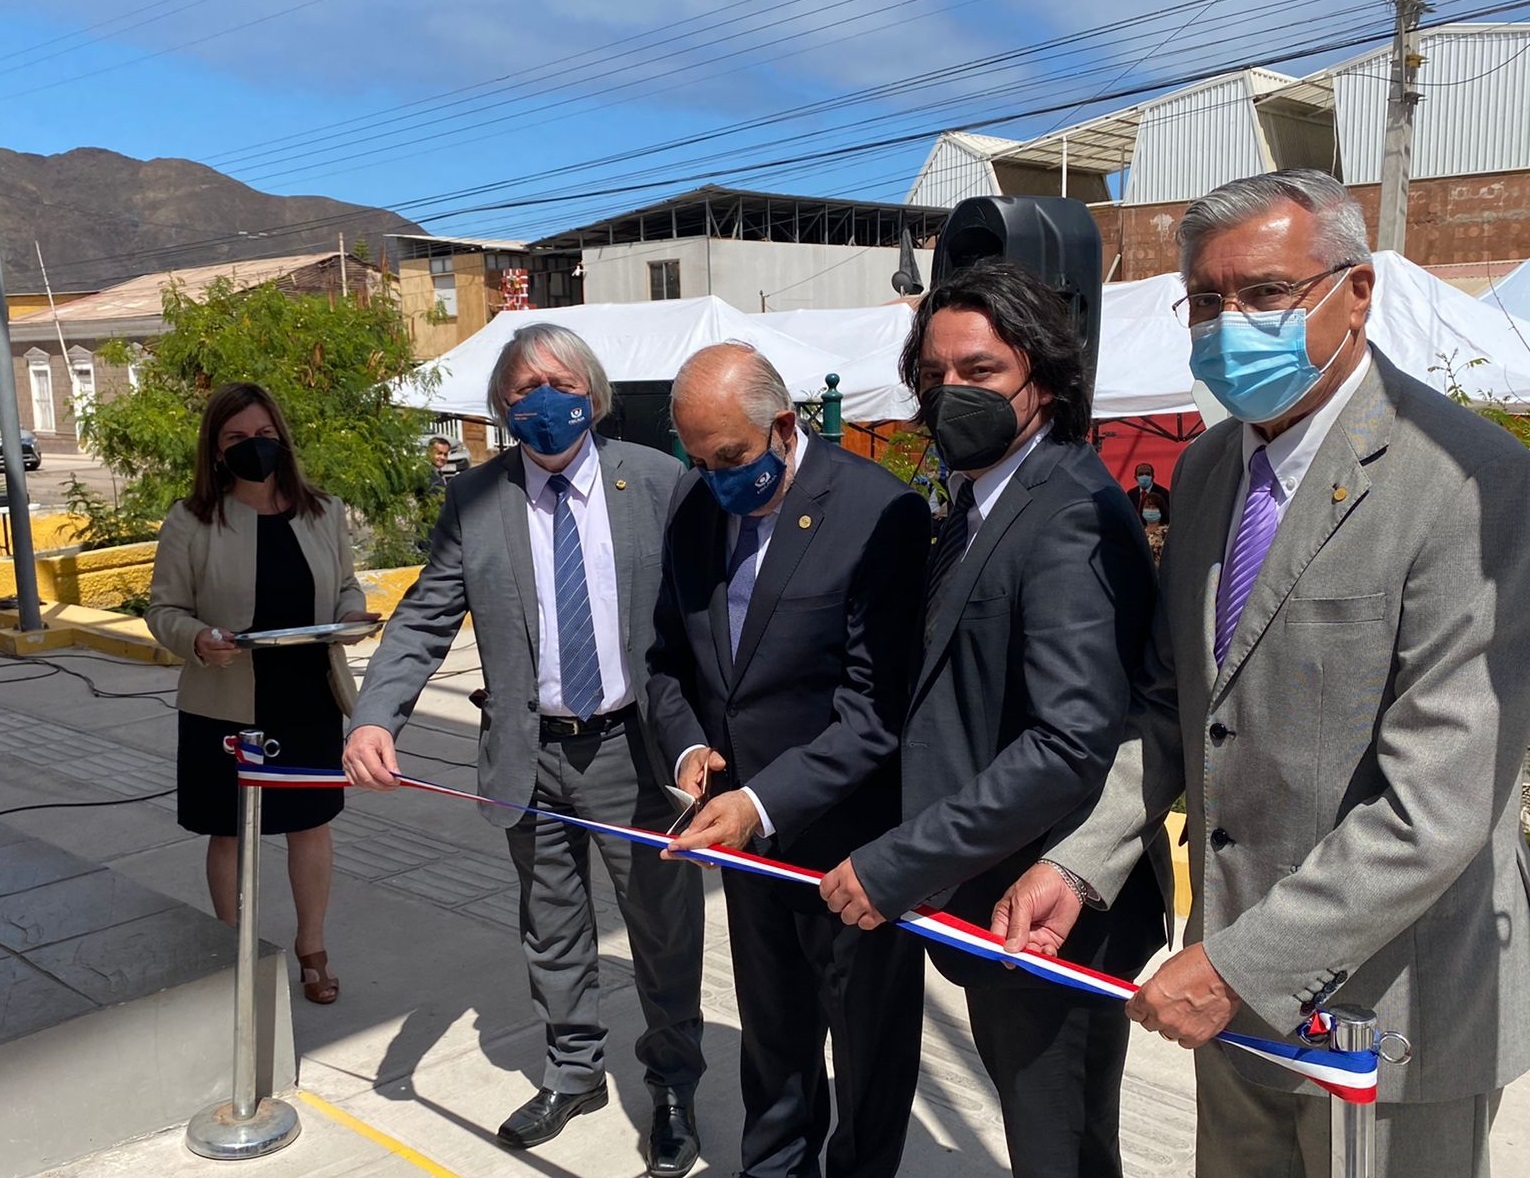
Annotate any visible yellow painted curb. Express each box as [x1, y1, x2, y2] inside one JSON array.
[[295, 1091, 461, 1178], [0, 603, 180, 665], [1163, 811, 1192, 919]]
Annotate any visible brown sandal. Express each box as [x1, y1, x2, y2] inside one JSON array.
[[296, 949, 340, 1005]]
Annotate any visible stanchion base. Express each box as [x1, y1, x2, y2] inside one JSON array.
[[185, 1096, 301, 1160]]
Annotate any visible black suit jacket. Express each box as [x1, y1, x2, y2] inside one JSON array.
[[646, 439, 931, 873], [853, 436, 1172, 987]]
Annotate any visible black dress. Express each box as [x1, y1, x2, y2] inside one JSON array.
[[177, 510, 345, 836]]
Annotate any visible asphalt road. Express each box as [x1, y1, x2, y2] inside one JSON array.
[[2, 447, 126, 510]]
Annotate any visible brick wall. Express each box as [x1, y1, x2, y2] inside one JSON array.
[[1092, 169, 1530, 281]]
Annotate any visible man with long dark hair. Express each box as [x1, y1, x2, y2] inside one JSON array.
[[821, 259, 1172, 1176]]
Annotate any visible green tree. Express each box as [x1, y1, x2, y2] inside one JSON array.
[[86, 276, 440, 562]]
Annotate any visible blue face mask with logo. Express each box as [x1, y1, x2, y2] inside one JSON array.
[[506, 384, 593, 455], [699, 430, 787, 516], [1188, 279, 1349, 425]]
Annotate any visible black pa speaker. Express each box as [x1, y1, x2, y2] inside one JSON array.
[[932, 196, 1103, 393]]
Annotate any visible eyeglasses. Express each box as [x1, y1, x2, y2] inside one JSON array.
[[1172, 263, 1355, 327]]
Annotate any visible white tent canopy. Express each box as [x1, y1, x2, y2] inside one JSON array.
[[399, 296, 913, 422], [400, 252, 1530, 426], [1480, 258, 1530, 323]]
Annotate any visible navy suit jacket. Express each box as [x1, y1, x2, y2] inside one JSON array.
[[646, 439, 930, 874], [853, 436, 1173, 987]]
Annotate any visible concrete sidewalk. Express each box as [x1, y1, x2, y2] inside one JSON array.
[[0, 636, 1525, 1177]]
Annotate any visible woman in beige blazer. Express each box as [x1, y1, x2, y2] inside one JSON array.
[[147, 382, 377, 1004]]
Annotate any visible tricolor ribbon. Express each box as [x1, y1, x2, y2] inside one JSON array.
[[236, 747, 1379, 1103]]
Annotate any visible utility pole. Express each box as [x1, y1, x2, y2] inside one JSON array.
[[338, 232, 348, 298], [1377, 0, 1427, 254], [0, 251, 45, 632]]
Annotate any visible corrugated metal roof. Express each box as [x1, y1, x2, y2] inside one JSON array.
[[386, 233, 529, 250], [942, 131, 1025, 157], [907, 134, 1001, 208], [1127, 74, 1272, 203], [12, 253, 352, 324], [1327, 24, 1530, 182]]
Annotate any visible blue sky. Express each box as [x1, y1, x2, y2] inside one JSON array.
[[3, 0, 1516, 243]]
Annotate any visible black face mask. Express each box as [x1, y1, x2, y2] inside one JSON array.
[[223, 436, 284, 483], [925, 384, 1018, 472]]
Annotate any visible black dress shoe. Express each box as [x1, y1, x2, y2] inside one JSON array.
[[646, 1102, 700, 1177], [496, 1082, 609, 1149]]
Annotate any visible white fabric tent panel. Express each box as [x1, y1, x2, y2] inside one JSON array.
[[1480, 259, 1530, 324], [398, 254, 1530, 428]]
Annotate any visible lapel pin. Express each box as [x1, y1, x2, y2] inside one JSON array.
[[798, 515, 812, 529], [1333, 486, 1348, 503], [615, 479, 627, 490]]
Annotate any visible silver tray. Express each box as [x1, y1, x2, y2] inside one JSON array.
[[232, 620, 383, 648]]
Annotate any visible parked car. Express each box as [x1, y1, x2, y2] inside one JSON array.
[[0, 428, 42, 471]]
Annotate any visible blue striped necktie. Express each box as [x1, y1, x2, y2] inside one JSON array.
[[547, 474, 604, 720], [727, 515, 763, 658]]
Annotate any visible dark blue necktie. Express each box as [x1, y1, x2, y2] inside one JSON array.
[[548, 474, 603, 720], [727, 515, 763, 658], [924, 479, 975, 645]]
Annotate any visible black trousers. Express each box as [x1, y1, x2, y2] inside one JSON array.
[[966, 983, 1131, 1178], [723, 868, 924, 1178]]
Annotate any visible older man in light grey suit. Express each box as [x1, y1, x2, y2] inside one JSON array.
[[344, 324, 706, 1177], [993, 170, 1530, 1177]]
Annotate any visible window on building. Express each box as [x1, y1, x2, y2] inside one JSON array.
[[648, 260, 681, 301], [483, 252, 515, 270], [433, 273, 458, 318], [429, 255, 454, 275], [126, 343, 145, 390], [69, 352, 95, 400], [27, 355, 56, 433]]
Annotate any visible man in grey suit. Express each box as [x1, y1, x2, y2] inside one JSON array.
[[994, 169, 1530, 1176], [344, 324, 706, 1177]]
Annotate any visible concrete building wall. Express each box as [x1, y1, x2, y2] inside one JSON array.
[[582, 237, 935, 312]]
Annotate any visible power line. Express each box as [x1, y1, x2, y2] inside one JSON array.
[[207, 0, 844, 172], [0, 0, 333, 102], [0, 0, 216, 80], [31, 0, 1529, 281]]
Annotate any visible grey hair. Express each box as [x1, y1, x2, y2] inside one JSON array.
[[672, 341, 793, 430], [486, 322, 613, 423], [428, 434, 452, 448], [1177, 169, 1372, 275]]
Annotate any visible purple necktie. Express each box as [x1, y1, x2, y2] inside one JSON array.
[[1214, 446, 1279, 667]]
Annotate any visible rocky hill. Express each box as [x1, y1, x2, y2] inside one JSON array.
[[0, 147, 426, 293]]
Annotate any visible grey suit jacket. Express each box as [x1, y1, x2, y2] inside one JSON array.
[[350, 436, 682, 825], [1051, 350, 1530, 1103]]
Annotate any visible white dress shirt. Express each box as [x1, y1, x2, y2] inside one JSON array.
[[947, 420, 1054, 552], [676, 427, 812, 837], [523, 433, 634, 717], [1223, 350, 1372, 564]]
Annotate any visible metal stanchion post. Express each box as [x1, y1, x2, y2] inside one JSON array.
[[186, 730, 302, 1160], [1328, 1006, 1376, 1178], [1327, 1004, 1412, 1178]]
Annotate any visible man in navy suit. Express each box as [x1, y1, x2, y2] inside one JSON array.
[[821, 261, 1171, 1177], [648, 342, 930, 1178]]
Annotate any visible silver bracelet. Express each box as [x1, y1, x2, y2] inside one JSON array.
[[1039, 858, 1093, 906]]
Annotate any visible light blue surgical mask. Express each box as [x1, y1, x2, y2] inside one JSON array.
[[699, 431, 787, 516], [1188, 277, 1349, 425], [1135, 474, 1153, 491]]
